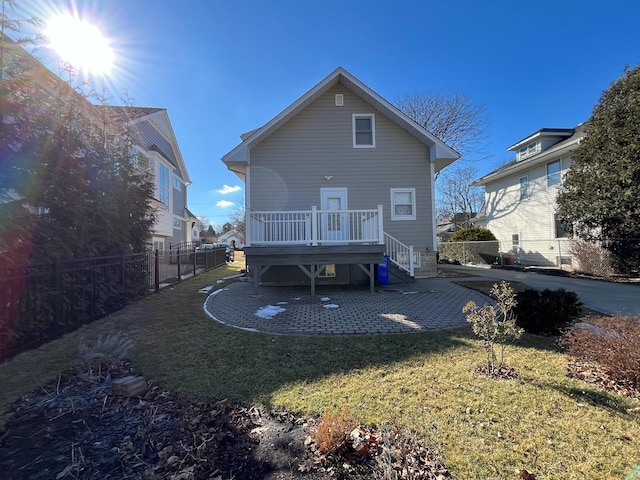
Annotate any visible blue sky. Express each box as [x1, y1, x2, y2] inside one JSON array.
[[17, 0, 640, 229]]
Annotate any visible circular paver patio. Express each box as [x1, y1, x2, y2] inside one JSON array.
[[203, 277, 491, 335]]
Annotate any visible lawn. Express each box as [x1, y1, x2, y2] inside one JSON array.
[[1, 258, 639, 479]]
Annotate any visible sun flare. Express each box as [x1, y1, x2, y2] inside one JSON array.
[[46, 14, 114, 75]]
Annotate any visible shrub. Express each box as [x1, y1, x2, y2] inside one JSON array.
[[515, 289, 582, 335], [311, 410, 357, 455], [559, 316, 640, 389], [463, 281, 523, 375], [450, 227, 497, 242]]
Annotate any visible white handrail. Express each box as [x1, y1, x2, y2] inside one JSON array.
[[384, 232, 418, 276]]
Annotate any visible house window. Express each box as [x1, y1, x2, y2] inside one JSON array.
[[518, 141, 540, 160], [554, 214, 570, 238], [173, 176, 181, 190], [153, 239, 165, 251], [512, 233, 520, 253], [391, 188, 416, 220], [159, 163, 170, 210], [353, 114, 375, 147], [318, 264, 336, 278], [173, 217, 182, 229], [547, 160, 561, 186], [519, 176, 529, 200]]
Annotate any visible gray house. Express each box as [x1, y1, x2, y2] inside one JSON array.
[[222, 67, 459, 292]]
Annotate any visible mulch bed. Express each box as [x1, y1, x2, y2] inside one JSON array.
[[0, 361, 452, 480]]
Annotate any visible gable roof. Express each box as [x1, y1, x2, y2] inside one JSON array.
[[472, 124, 585, 187], [102, 106, 191, 185], [222, 67, 460, 177]]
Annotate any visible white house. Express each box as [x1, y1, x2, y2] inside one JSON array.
[[472, 125, 584, 266]]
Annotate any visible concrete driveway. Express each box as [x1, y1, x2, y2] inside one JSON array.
[[438, 264, 640, 316]]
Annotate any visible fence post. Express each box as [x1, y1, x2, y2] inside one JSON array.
[[155, 250, 160, 293], [557, 240, 563, 272], [177, 248, 181, 282], [50, 258, 63, 341], [193, 247, 197, 276], [121, 254, 126, 303]]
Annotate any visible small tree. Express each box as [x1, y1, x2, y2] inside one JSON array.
[[463, 281, 523, 376]]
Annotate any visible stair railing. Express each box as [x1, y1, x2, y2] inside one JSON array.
[[384, 232, 416, 277]]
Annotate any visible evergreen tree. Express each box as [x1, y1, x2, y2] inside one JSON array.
[[557, 65, 640, 273], [1, 24, 155, 263]]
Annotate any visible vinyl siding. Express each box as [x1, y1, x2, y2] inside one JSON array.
[[249, 85, 435, 250], [484, 157, 572, 257]]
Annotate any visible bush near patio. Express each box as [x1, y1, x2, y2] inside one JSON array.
[[1, 261, 639, 480]]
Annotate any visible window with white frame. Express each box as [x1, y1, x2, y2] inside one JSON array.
[[352, 114, 375, 147], [153, 239, 165, 251], [511, 233, 520, 253], [519, 176, 529, 200], [158, 163, 170, 210], [173, 176, 181, 190], [390, 188, 416, 220], [173, 217, 182, 229], [517, 141, 540, 160], [547, 160, 561, 186]]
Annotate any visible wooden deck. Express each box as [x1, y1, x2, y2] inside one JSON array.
[[244, 245, 385, 295]]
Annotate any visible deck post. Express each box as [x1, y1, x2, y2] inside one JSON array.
[[409, 245, 414, 277], [311, 206, 318, 246], [245, 209, 252, 247], [377, 205, 384, 244]]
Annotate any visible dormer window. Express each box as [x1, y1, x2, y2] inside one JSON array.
[[518, 141, 540, 160]]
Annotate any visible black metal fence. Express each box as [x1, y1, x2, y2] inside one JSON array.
[[0, 247, 228, 362]]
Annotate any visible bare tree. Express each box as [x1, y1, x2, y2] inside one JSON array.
[[395, 91, 488, 165], [229, 195, 245, 242], [437, 165, 484, 228]]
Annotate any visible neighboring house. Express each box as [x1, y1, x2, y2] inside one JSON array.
[[103, 107, 196, 251], [472, 125, 585, 266], [217, 229, 244, 250], [2, 34, 197, 253], [221, 67, 460, 291]]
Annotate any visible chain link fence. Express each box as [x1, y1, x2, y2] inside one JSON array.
[[438, 238, 640, 279]]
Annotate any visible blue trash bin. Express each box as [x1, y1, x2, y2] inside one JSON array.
[[377, 254, 390, 286]]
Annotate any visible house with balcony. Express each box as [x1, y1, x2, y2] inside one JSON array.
[[103, 107, 198, 251], [221, 67, 460, 292], [472, 124, 584, 266]]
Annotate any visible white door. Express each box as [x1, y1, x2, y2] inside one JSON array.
[[321, 188, 348, 243]]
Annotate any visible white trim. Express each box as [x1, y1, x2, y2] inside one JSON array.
[[390, 188, 416, 221], [430, 161, 437, 250], [173, 217, 182, 230], [352, 113, 376, 148], [335, 94, 344, 106], [546, 159, 562, 187]]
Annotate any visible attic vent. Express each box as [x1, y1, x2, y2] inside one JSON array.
[[335, 94, 344, 106]]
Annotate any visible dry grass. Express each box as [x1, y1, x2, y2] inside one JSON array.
[[1, 255, 639, 479], [311, 410, 357, 455]]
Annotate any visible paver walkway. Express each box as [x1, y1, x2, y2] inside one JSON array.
[[203, 277, 490, 335]]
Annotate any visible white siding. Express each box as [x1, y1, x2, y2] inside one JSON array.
[[484, 157, 572, 263]]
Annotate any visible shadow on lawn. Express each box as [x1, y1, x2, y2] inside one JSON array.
[[528, 378, 638, 419]]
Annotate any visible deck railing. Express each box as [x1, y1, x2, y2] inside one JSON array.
[[246, 206, 384, 246]]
